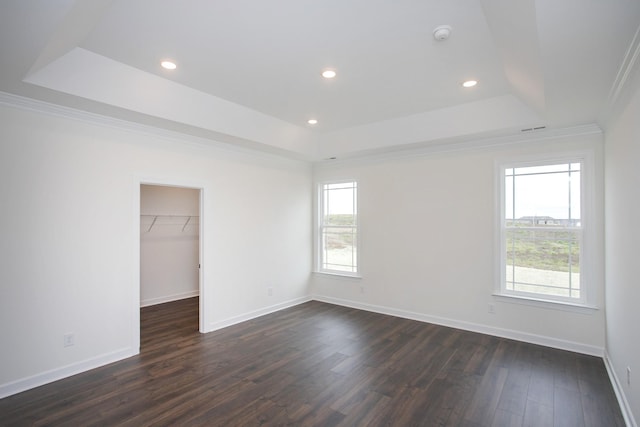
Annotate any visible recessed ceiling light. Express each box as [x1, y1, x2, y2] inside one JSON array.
[[462, 80, 477, 88], [321, 69, 336, 79], [307, 119, 318, 125], [161, 60, 177, 70]]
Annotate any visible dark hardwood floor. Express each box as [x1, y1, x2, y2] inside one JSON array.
[[0, 298, 624, 426]]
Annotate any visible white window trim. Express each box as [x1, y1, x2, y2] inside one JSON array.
[[495, 151, 598, 310], [315, 179, 361, 278]]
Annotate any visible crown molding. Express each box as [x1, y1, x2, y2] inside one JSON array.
[[0, 91, 604, 169], [0, 91, 310, 166], [314, 124, 603, 169], [602, 22, 640, 122]]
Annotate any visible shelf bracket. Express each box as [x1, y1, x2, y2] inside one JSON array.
[[146, 216, 158, 233], [182, 216, 192, 232]]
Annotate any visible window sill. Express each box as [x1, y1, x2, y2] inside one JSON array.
[[492, 293, 599, 314], [313, 271, 362, 279]]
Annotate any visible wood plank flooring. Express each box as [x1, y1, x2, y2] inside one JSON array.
[[0, 298, 625, 426]]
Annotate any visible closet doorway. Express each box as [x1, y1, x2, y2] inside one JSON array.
[[139, 184, 202, 343]]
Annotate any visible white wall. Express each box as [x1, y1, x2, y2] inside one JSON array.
[[0, 101, 312, 397], [140, 185, 200, 307], [313, 131, 606, 354], [0, 92, 623, 405], [603, 63, 640, 425]]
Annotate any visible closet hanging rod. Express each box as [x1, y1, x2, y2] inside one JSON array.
[[140, 214, 199, 217]]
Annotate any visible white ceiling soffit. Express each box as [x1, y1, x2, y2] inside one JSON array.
[[24, 47, 317, 158], [26, 0, 113, 77], [480, 0, 545, 116], [316, 94, 539, 159], [3, 0, 640, 160]]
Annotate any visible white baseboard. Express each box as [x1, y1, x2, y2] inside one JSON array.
[[0, 296, 310, 400], [0, 347, 135, 400], [604, 351, 637, 427], [2, 295, 612, 407], [206, 296, 312, 332], [312, 295, 604, 357], [141, 290, 199, 307]]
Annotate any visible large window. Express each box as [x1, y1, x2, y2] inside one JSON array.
[[500, 160, 585, 304], [318, 181, 358, 275]]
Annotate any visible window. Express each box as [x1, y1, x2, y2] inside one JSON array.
[[499, 160, 586, 304], [317, 181, 358, 275]]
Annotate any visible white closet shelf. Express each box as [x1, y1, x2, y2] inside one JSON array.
[[141, 214, 199, 233]]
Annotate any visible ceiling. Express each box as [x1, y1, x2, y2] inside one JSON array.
[[1, 0, 639, 161]]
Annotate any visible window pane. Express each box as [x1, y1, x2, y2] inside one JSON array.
[[513, 173, 569, 220], [323, 184, 357, 226], [322, 228, 357, 272], [502, 161, 583, 301], [324, 214, 356, 226], [320, 181, 358, 274], [505, 229, 580, 298]]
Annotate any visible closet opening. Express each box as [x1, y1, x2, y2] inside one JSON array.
[[139, 184, 202, 351]]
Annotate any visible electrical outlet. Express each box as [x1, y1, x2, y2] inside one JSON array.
[[488, 304, 495, 314], [63, 333, 75, 347], [627, 366, 631, 386], [267, 287, 273, 297]]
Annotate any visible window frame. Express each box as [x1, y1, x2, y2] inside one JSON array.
[[315, 180, 360, 277], [496, 152, 597, 309]]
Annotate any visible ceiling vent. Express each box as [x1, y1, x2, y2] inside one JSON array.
[[521, 126, 547, 133]]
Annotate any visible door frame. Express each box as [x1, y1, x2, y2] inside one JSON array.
[[132, 175, 206, 353]]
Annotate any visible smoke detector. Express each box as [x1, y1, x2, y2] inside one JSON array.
[[433, 25, 452, 41]]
